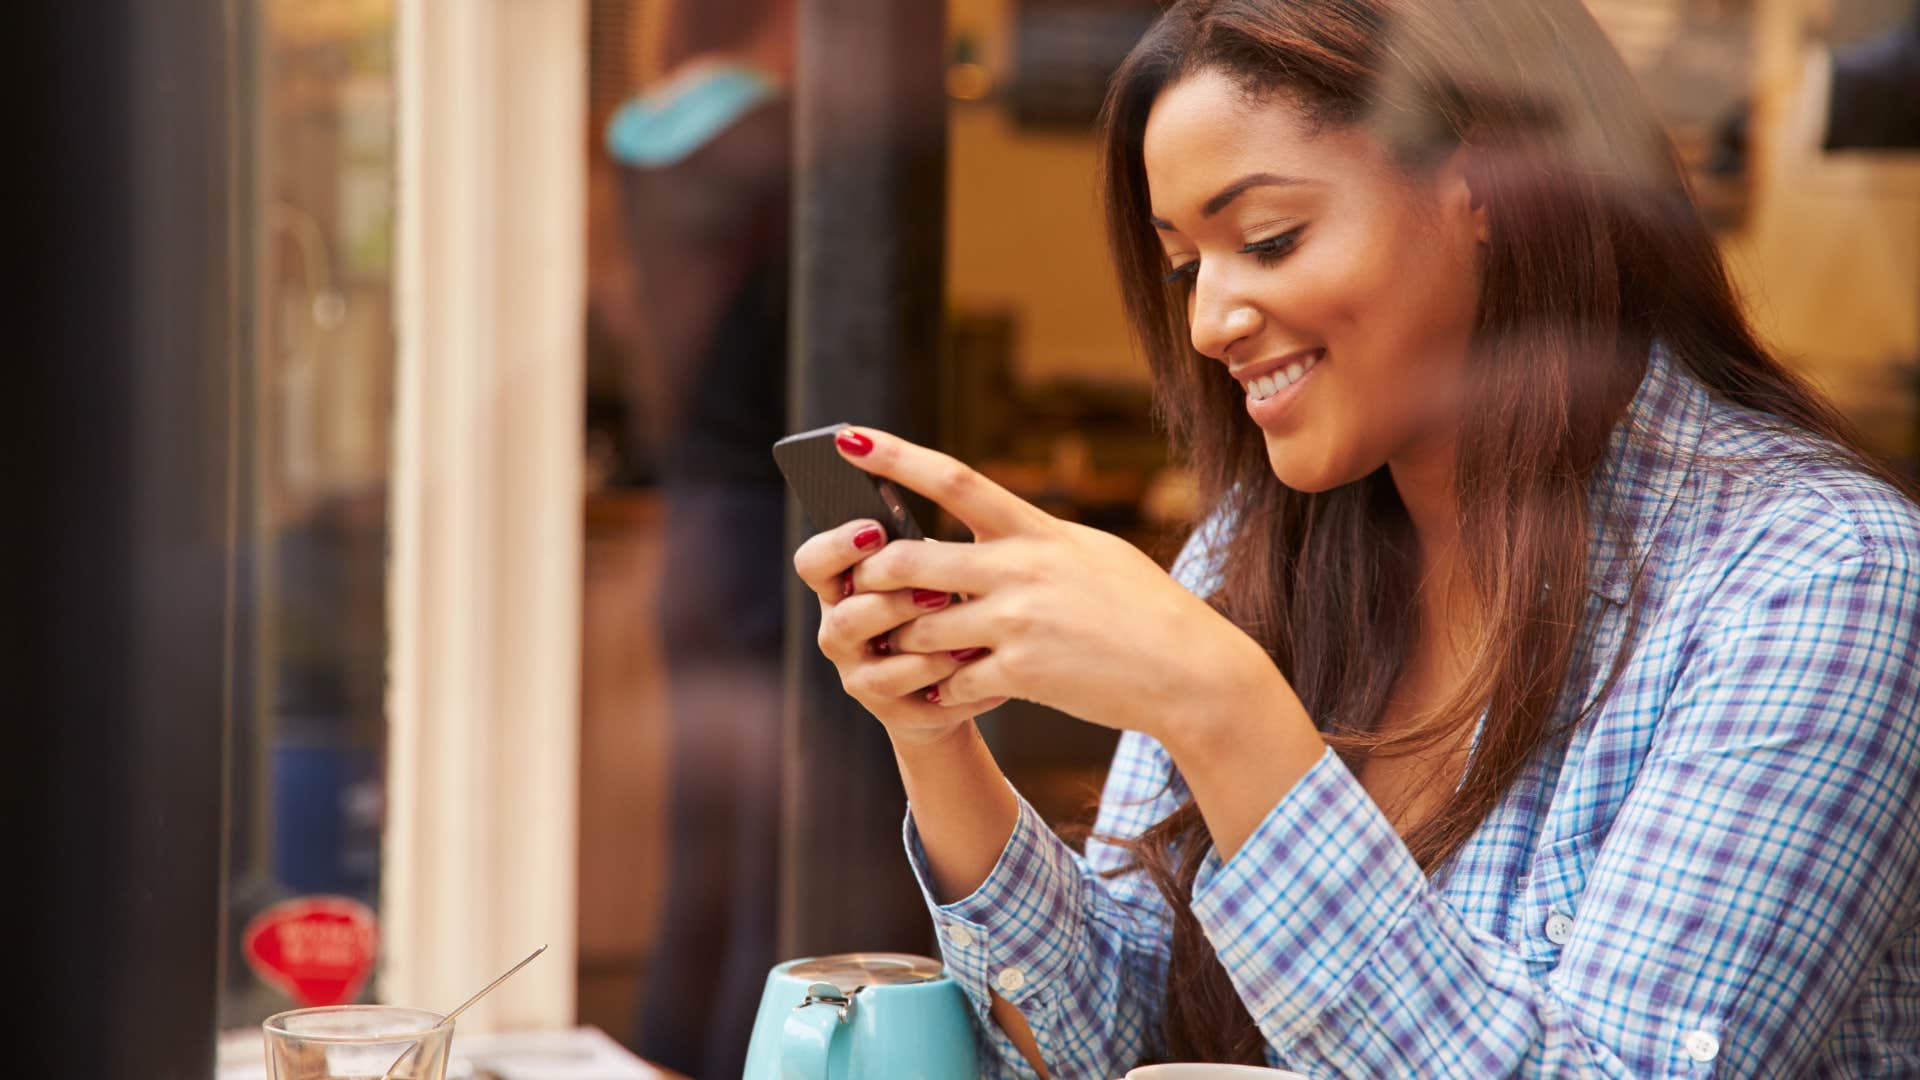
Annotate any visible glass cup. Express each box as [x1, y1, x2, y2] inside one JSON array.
[[262, 1005, 451, 1080]]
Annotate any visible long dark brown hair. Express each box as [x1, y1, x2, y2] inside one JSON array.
[[1095, 0, 1920, 1064]]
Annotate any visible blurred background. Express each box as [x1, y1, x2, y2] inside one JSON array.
[[17, 0, 1918, 1076]]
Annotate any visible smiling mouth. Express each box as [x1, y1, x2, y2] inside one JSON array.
[[1239, 349, 1323, 402]]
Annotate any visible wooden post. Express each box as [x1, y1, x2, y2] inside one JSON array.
[[784, 0, 951, 959]]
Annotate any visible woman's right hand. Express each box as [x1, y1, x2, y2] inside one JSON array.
[[793, 519, 1007, 747]]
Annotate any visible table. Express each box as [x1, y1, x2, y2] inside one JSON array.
[[216, 1024, 691, 1080]]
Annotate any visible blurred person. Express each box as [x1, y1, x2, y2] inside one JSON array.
[[604, 0, 792, 1073], [791, 0, 1920, 1075]]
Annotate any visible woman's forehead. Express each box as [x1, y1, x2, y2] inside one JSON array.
[[1144, 71, 1304, 163], [1143, 73, 1368, 221]]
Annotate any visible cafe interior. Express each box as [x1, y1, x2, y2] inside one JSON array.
[[19, 0, 1919, 1076]]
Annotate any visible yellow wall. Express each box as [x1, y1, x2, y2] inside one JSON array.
[[946, 0, 1143, 385], [1723, 0, 1920, 455]]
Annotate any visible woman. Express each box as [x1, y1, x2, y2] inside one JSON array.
[[793, 0, 1920, 1075]]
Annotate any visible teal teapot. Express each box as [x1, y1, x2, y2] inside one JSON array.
[[742, 953, 978, 1080]]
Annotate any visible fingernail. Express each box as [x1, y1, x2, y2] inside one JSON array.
[[852, 525, 884, 551], [871, 637, 891, 656], [840, 573, 854, 599], [950, 647, 987, 662], [836, 429, 873, 456], [925, 686, 942, 705], [912, 588, 950, 609]]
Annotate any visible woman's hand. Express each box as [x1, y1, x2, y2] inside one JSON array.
[[826, 426, 1295, 745], [803, 426, 1326, 859], [793, 516, 1011, 748]]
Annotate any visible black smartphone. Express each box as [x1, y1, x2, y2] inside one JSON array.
[[773, 423, 927, 540]]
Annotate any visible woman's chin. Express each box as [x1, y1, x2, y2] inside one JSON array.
[[1264, 439, 1349, 494]]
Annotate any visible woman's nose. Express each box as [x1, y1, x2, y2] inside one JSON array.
[[1188, 273, 1262, 361]]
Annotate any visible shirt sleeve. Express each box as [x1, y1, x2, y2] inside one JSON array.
[[898, 510, 1235, 1077], [902, 733, 1185, 1077], [1189, 549, 1920, 1078]]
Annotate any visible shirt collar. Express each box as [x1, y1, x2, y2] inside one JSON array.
[[1584, 343, 1711, 604]]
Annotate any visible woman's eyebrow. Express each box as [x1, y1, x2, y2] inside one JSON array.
[[1150, 171, 1315, 230]]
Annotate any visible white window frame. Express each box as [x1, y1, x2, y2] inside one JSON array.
[[383, 0, 586, 1032]]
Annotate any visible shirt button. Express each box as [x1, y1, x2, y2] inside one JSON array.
[[1544, 912, 1574, 945], [995, 967, 1027, 993], [1683, 1030, 1720, 1062], [945, 924, 975, 949]]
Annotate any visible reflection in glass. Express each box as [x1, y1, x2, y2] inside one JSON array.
[[222, 0, 397, 1031]]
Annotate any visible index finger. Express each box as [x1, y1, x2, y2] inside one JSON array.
[[833, 427, 1046, 541]]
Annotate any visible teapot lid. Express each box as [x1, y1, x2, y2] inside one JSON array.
[[788, 952, 944, 993]]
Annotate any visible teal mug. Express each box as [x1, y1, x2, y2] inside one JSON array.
[[742, 953, 978, 1080]]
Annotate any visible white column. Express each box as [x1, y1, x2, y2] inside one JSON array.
[[385, 0, 585, 1032]]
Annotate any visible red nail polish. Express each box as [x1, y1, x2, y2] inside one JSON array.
[[872, 637, 891, 656], [951, 647, 987, 662], [912, 589, 950, 609], [925, 687, 941, 705], [840, 573, 854, 598], [853, 526, 884, 551], [836, 429, 873, 456]]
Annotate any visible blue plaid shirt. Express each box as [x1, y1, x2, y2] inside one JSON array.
[[903, 347, 1920, 1077]]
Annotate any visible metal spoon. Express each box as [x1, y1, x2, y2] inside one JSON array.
[[379, 944, 548, 1080]]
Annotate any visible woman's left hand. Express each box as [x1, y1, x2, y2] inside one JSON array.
[[833, 426, 1291, 742]]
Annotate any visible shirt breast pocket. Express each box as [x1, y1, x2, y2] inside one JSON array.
[[1517, 825, 1605, 970]]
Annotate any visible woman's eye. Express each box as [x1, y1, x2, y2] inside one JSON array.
[[1162, 226, 1305, 286], [1241, 225, 1304, 264]]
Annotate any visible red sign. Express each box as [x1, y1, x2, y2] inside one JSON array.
[[243, 896, 379, 1007]]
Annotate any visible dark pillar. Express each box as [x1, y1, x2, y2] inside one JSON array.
[[783, 0, 950, 958], [14, 1, 235, 1074]]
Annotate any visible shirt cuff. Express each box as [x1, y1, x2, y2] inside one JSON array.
[[902, 785, 1086, 1022], [1189, 747, 1427, 1048]]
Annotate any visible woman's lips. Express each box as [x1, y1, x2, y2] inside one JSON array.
[[1240, 348, 1323, 402], [1242, 348, 1324, 428]]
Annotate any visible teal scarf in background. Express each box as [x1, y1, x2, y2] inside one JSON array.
[[605, 62, 782, 167]]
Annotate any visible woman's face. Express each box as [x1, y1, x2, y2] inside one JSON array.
[[1142, 68, 1486, 493]]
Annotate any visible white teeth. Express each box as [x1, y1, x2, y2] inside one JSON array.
[[1244, 350, 1321, 401]]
